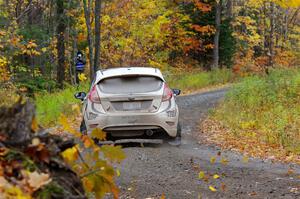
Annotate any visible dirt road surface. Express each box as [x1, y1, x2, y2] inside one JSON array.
[[117, 89, 300, 199]]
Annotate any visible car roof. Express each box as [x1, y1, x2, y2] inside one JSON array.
[[94, 67, 165, 83]]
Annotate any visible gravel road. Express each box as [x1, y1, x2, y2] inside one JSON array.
[[117, 89, 300, 199]]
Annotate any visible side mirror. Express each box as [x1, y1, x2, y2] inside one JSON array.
[[172, 89, 181, 96], [74, 92, 87, 101]]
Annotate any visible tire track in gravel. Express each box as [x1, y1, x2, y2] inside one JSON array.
[[117, 88, 300, 199]]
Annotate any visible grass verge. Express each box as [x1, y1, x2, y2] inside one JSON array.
[[204, 69, 300, 163], [35, 83, 89, 126], [167, 68, 235, 94]]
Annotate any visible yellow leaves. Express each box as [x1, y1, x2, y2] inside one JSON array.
[[116, 169, 121, 177], [198, 171, 205, 179], [242, 156, 249, 163], [275, 0, 300, 8], [100, 145, 126, 163], [3, 186, 31, 199], [78, 73, 87, 82], [91, 128, 106, 141], [213, 174, 220, 179], [27, 171, 52, 191], [41, 47, 47, 53], [209, 185, 217, 192], [61, 146, 79, 162], [58, 114, 81, 137], [102, 15, 111, 24], [210, 156, 216, 164], [71, 104, 81, 115], [27, 41, 37, 48], [220, 157, 229, 165], [0, 56, 10, 82], [160, 193, 166, 199]]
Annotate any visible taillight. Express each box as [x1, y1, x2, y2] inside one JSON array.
[[88, 85, 101, 103], [162, 83, 173, 102]]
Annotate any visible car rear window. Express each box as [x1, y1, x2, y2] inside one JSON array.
[[98, 76, 163, 94]]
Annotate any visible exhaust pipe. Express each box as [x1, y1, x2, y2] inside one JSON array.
[[145, 129, 154, 136]]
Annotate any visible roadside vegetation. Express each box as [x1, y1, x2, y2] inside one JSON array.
[[35, 83, 89, 126], [203, 68, 300, 163]]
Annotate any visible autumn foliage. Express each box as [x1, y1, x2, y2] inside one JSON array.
[[0, 101, 125, 198]]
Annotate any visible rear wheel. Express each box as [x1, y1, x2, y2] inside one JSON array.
[[176, 123, 182, 138], [168, 123, 181, 146]]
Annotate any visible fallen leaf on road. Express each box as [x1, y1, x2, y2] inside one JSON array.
[[287, 169, 294, 175], [209, 185, 217, 192], [210, 156, 216, 164], [242, 156, 249, 163], [116, 169, 121, 177], [221, 183, 226, 191], [213, 174, 220, 179], [198, 171, 205, 179], [249, 191, 257, 196], [220, 157, 229, 165]]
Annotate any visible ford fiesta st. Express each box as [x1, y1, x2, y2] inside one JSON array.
[[75, 67, 181, 142]]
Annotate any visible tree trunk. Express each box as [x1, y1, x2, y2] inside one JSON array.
[[269, 2, 275, 67], [212, 0, 221, 69], [56, 0, 66, 88], [226, 0, 232, 19], [94, 0, 101, 72], [83, 0, 94, 80]]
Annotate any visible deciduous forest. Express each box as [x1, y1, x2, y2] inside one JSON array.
[[0, 0, 299, 89], [0, 0, 299, 198]]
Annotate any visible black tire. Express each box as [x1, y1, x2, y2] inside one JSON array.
[[80, 120, 87, 135], [176, 123, 182, 138]]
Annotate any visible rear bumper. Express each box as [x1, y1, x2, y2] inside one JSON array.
[[84, 107, 179, 137]]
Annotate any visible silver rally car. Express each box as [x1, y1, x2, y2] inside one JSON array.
[[75, 67, 181, 142]]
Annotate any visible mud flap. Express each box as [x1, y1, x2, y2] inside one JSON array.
[[167, 137, 181, 146], [97, 139, 163, 145]]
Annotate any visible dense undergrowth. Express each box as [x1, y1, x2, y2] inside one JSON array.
[[212, 69, 300, 155]]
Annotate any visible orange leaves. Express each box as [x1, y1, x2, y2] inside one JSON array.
[[194, 0, 212, 12], [183, 37, 202, 53], [25, 138, 50, 164], [191, 25, 215, 35], [20, 40, 41, 56]]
